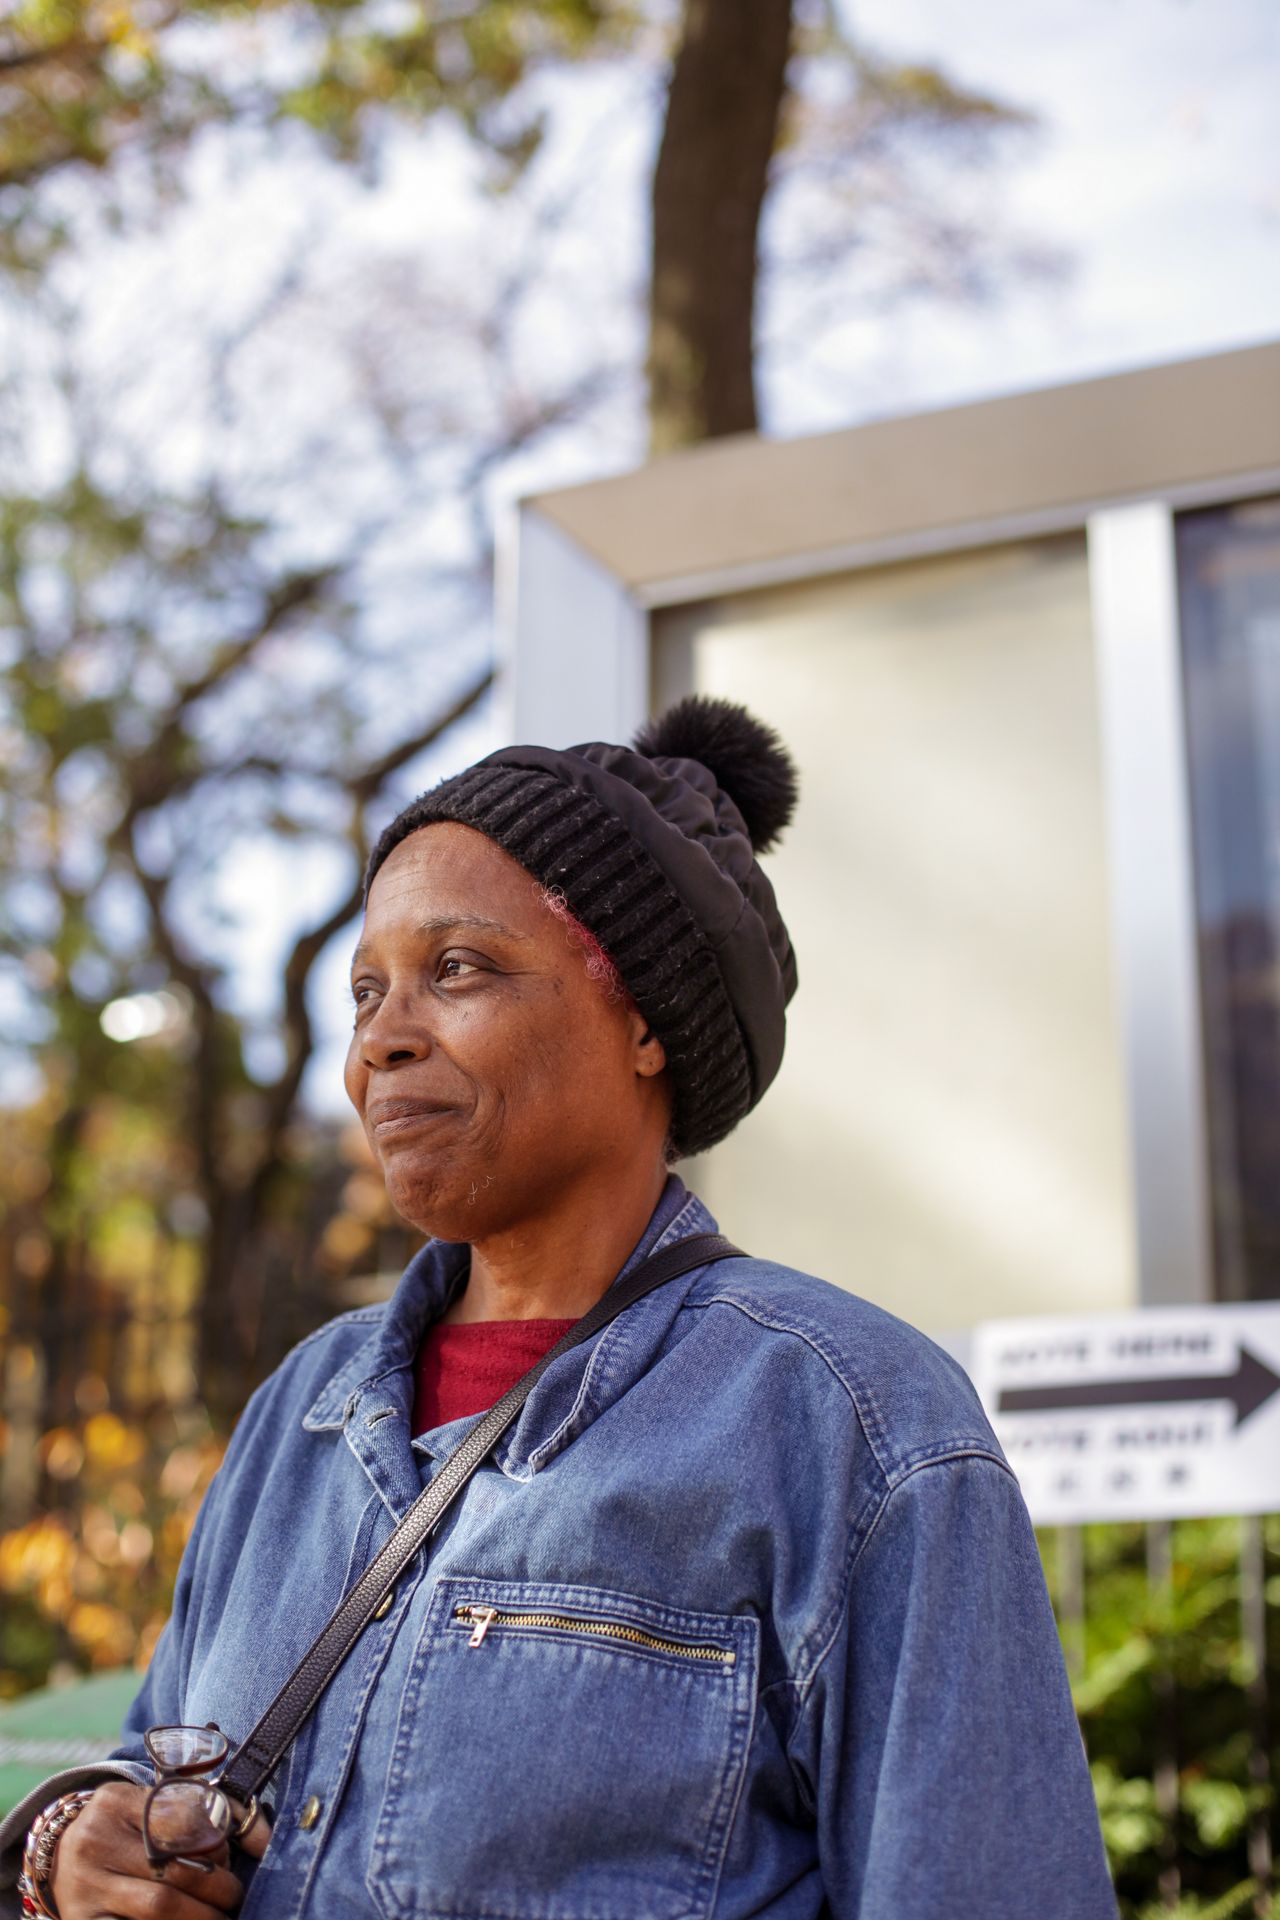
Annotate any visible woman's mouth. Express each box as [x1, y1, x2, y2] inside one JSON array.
[[367, 1098, 456, 1140]]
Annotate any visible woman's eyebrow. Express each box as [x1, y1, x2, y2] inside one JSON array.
[[415, 915, 531, 943], [349, 916, 531, 969]]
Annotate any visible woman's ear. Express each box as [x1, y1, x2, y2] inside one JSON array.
[[630, 1013, 667, 1077]]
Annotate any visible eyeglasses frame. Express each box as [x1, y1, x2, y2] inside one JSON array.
[[140, 1724, 258, 1877]]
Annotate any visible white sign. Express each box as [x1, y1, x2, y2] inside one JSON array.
[[970, 1303, 1280, 1526]]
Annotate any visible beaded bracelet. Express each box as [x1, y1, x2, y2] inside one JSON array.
[[18, 1789, 95, 1919]]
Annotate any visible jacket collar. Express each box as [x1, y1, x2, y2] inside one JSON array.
[[301, 1237, 468, 1433], [494, 1179, 717, 1480], [301, 1176, 718, 1477]]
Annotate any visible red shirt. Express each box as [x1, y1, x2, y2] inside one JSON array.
[[412, 1317, 577, 1435]]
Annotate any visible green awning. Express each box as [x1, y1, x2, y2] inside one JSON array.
[[0, 1670, 139, 1817]]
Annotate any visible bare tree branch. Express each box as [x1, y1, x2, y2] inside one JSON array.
[[348, 667, 495, 802], [121, 564, 341, 819]]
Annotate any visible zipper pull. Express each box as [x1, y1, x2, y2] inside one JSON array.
[[466, 1605, 498, 1648]]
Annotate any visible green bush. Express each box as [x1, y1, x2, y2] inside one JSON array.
[[1041, 1516, 1278, 1918]]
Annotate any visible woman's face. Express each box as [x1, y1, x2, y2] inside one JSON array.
[[344, 821, 669, 1241]]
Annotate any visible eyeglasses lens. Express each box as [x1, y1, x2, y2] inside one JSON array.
[[145, 1725, 228, 1772], [147, 1781, 231, 1855]]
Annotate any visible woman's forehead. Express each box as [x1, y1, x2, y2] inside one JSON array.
[[358, 824, 548, 946]]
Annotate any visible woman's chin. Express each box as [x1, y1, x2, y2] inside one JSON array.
[[383, 1161, 501, 1242]]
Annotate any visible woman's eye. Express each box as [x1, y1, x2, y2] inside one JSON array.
[[438, 953, 482, 980]]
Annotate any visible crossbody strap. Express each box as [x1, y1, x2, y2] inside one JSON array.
[[220, 1230, 743, 1803]]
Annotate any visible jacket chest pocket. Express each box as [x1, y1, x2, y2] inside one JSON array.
[[368, 1575, 759, 1920]]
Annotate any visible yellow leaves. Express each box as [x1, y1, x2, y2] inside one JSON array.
[[75, 1372, 110, 1416], [7, 1345, 38, 1387], [94, 0, 154, 58], [41, 1572, 76, 1618], [6, 0, 154, 58], [164, 1239, 201, 1310], [136, 1611, 168, 1668], [110, 1478, 144, 1517], [157, 1442, 207, 1501], [12, 1229, 51, 1279], [82, 1502, 122, 1564], [0, 1515, 75, 1591], [84, 1411, 145, 1470], [78, 1503, 154, 1572], [321, 1211, 372, 1266], [67, 1600, 135, 1666], [0, 1516, 84, 1619], [343, 1166, 394, 1223], [89, 1201, 164, 1287], [8, 0, 87, 50], [118, 1520, 153, 1566], [5, 1149, 52, 1204], [38, 1426, 85, 1480], [0, 1415, 226, 1690], [159, 1508, 195, 1562]]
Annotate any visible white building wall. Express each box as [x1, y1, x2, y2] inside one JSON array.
[[656, 536, 1137, 1332]]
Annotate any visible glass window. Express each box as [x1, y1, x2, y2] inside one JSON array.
[[1178, 497, 1280, 1301], [653, 535, 1135, 1333]]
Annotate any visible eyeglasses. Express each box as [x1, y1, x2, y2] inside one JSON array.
[[141, 1725, 257, 1876]]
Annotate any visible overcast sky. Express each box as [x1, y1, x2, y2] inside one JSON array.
[[796, 0, 1277, 423]]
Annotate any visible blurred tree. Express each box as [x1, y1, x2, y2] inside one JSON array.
[[0, 454, 491, 1414], [0, 0, 1044, 1468], [0, 1, 1038, 433], [0, 0, 639, 195]]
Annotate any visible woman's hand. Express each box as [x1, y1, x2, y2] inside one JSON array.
[[233, 1807, 271, 1862], [50, 1781, 253, 1918]]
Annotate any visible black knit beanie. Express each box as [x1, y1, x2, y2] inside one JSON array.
[[362, 696, 799, 1158]]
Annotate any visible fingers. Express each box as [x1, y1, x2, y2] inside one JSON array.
[[51, 1783, 244, 1918], [231, 1805, 272, 1861], [96, 1872, 245, 1920]]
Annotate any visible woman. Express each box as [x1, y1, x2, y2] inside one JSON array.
[[4, 697, 1117, 1919]]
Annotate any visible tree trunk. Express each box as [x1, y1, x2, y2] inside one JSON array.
[[648, 0, 793, 455]]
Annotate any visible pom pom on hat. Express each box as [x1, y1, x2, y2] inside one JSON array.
[[633, 695, 798, 854]]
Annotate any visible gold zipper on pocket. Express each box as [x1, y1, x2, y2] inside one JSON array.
[[453, 1602, 735, 1666]]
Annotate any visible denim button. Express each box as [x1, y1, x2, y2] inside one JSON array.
[[372, 1587, 396, 1621], [299, 1796, 322, 1831]]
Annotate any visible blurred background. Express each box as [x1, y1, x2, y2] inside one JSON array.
[[1, 1, 1278, 1913]]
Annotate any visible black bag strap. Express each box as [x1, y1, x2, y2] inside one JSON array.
[[220, 1230, 743, 1803]]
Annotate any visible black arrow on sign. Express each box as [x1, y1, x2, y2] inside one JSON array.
[[997, 1346, 1280, 1429]]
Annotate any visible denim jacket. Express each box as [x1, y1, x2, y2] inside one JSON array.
[[1, 1180, 1116, 1918]]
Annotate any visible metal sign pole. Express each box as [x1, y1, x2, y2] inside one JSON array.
[[1146, 1519, 1181, 1910], [1058, 1525, 1086, 1682]]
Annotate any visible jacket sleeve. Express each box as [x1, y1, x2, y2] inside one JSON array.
[[109, 1505, 203, 1760], [791, 1452, 1118, 1920]]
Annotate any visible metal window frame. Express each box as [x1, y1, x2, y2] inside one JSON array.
[[499, 343, 1280, 1306], [1087, 503, 1211, 1304]]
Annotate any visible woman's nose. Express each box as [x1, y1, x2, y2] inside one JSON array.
[[358, 992, 432, 1069]]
